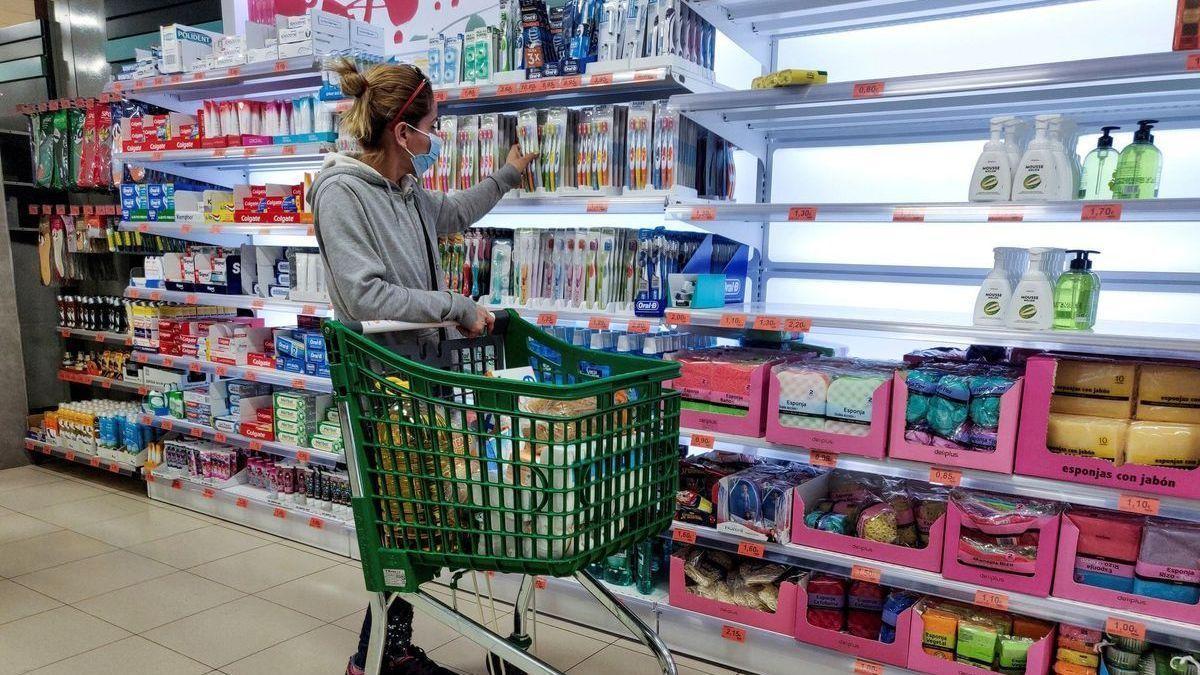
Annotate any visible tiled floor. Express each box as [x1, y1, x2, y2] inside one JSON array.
[[0, 463, 743, 675]]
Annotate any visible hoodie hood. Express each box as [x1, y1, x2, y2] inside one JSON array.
[[308, 152, 418, 208]]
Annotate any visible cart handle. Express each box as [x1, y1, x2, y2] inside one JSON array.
[[341, 310, 507, 335]]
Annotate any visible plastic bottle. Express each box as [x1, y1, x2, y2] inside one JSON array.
[[1002, 117, 1026, 175], [1111, 119, 1163, 199], [1013, 116, 1059, 202], [969, 117, 1014, 202], [973, 247, 1029, 326], [1005, 247, 1058, 330], [1053, 250, 1101, 330], [1079, 127, 1122, 199]]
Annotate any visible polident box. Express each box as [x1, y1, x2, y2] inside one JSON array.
[[160, 24, 223, 73]]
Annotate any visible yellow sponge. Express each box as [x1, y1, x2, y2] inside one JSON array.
[[1051, 359, 1136, 419], [1126, 421, 1200, 468], [1047, 413, 1128, 462], [1136, 364, 1200, 424]]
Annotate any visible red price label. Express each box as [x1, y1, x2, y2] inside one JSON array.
[[108, 462, 120, 473], [145, 473, 155, 483], [308, 517, 324, 529], [137, 223, 150, 233], [590, 73, 614, 86], [243, 148, 257, 156], [100, 379, 112, 389], [690, 206, 717, 221], [854, 659, 885, 675], [460, 86, 479, 100], [214, 432, 227, 443], [719, 313, 747, 329], [518, 81, 539, 94], [65, 451, 76, 462], [720, 625, 747, 643], [93, 333, 105, 342], [249, 440, 263, 451], [588, 316, 611, 330], [172, 479, 182, 490], [202, 487, 215, 499], [540, 78, 561, 91], [497, 83, 518, 96], [210, 224, 224, 234], [665, 310, 691, 325], [133, 353, 148, 363], [27, 205, 37, 215], [536, 312, 558, 327], [170, 74, 183, 84], [1106, 617, 1147, 641], [281, 145, 297, 156], [1082, 203, 1123, 221], [434, 90, 449, 102], [296, 450, 311, 463], [673, 528, 697, 544], [632, 70, 656, 82], [226, 67, 241, 77], [290, 378, 306, 388], [149, 291, 163, 301], [243, 371, 258, 382], [1187, 53, 1200, 71], [212, 147, 227, 158], [561, 75, 582, 89], [737, 541, 765, 558], [215, 365, 229, 376], [149, 151, 164, 161], [974, 590, 1009, 611], [162, 357, 174, 367], [161, 420, 173, 430], [191, 72, 205, 81], [23, 439, 34, 451], [251, 299, 265, 309], [929, 467, 962, 487], [810, 450, 837, 468], [534, 576, 548, 589], [851, 565, 882, 585], [628, 319, 651, 334], [273, 507, 287, 519], [690, 433, 715, 450], [787, 206, 818, 221], [753, 315, 782, 331], [988, 209, 1024, 222], [188, 362, 202, 373], [892, 208, 925, 222], [786, 316, 812, 331], [852, 81, 886, 98], [179, 224, 192, 234], [273, 60, 288, 73], [58, 328, 70, 338], [585, 200, 609, 213], [89, 456, 101, 467], [301, 304, 317, 314], [1118, 494, 1160, 515], [189, 427, 203, 438], [138, 386, 149, 395], [70, 205, 81, 215], [235, 497, 249, 508], [83, 204, 94, 215]]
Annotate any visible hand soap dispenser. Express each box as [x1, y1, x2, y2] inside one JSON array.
[[1054, 250, 1101, 330], [1112, 120, 1163, 199], [1079, 127, 1121, 199], [1005, 247, 1057, 330], [1013, 116, 1058, 202], [974, 247, 1029, 326], [969, 117, 1014, 202]]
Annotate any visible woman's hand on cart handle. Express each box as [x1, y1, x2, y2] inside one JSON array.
[[506, 144, 538, 174], [458, 305, 495, 338]]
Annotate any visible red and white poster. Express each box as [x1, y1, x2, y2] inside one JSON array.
[[263, 0, 498, 56]]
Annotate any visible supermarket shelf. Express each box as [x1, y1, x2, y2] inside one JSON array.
[[56, 326, 133, 346], [123, 286, 333, 316], [109, 56, 323, 100], [137, 413, 342, 468], [131, 351, 332, 393], [671, 522, 1200, 651], [672, 51, 1200, 147], [118, 219, 313, 240], [681, 428, 1200, 524], [23, 438, 142, 477], [147, 468, 356, 557], [489, 190, 721, 214], [665, 197, 1200, 223], [113, 141, 334, 168], [58, 369, 152, 395]]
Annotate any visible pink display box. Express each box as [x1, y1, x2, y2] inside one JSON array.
[[765, 370, 891, 458], [941, 497, 1060, 597], [906, 608, 1055, 675], [790, 477, 946, 573], [888, 371, 1024, 474], [667, 555, 798, 634], [793, 584, 913, 667], [673, 356, 784, 437], [1015, 354, 1200, 499], [240, 134, 274, 147], [1053, 515, 1200, 623]]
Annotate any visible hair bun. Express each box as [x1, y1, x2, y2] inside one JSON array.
[[340, 69, 368, 98]]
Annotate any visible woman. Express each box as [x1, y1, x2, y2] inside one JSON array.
[[310, 59, 535, 675]]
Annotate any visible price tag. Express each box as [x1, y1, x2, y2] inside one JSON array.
[[852, 81, 886, 98], [1106, 617, 1147, 641], [188, 426, 203, 438], [632, 70, 656, 82], [720, 625, 747, 643], [988, 209, 1024, 222], [1187, 53, 1200, 71], [296, 450, 311, 463], [100, 379, 112, 389], [138, 386, 149, 396], [851, 565, 882, 585], [1118, 494, 1160, 516], [810, 450, 837, 468], [719, 313, 747, 329], [55, 204, 66, 215], [89, 456, 102, 467], [150, 151, 164, 161], [188, 362, 202, 373], [281, 145, 297, 156], [70, 205, 81, 215], [290, 378, 306, 388], [149, 291, 163, 301], [214, 432, 227, 443], [534, 576, 548, 589], [133, 352, 148, 363], [27, 204, 37, 215], [561, 75, 582, 89], [273, 507, 287, 519], [226, 67, 241, 77], [737, 540, 765, 558], [215, 365, 229, 377], [179, 224, 193, 234], [308, 516, 324, 529], [460, 86, 479, 100], [243, 371, 258, 382], [690, 433, 715, 450], [213, 147, 227, 158], [210, 224, 223, 234], [854, 659, 885, 675], [540, 78, 561, 92], [673, 528, 698, 544], [536, 312, 558, 327], [974, 590, 1009, 611], [434, 90, 449, 102], [235, 497, 249, 508], [787, 206, 818, 221], [518, 81, 538, 94], [145, 472, 155, 483], [191, 71, 205, 81], [161, 419, 173, 430], [589, 73, 614, 86], [305, 226, 315, 236], [108, 462, 120, 473], [249, 440, 263, 451], [170, 74, 183, 84], [162, 357, 174, 367], [497, 83, 518, 96], [251, 299, 265, 309], [628, 319, 651, 334], [23, 439, 35, 451], [690, 206, 717, 221], [83, 204, 95, 215], [243, 147, 257, 156], [929, 467, 962, 487], [65, 451, 76, 462], [273, 60, 288, 73], [1081, 203, 1123, 221], [665, 310, 691, 325], [892, 208, 925, 222], [202, 487, 216, 499], [172, 479, 183, 490], [58, 328, 70, 338], [588, 316, 611, 330], [753, 315, 782, 331], [585, 200, 609, 213], [93, 333, 105, 343], [301, 304, 317, 314], [137, 223, 150, 233], [258, 227, 271, 235]]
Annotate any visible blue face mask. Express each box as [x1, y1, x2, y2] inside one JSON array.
[[404, 125, 442, 177]]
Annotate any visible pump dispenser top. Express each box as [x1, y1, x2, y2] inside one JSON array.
[[1134, 120, 1157, 143], [1112, 119, 1163, 199], [1095, 126, 1120, 148], [1054, 250, 1101, 330], [1079, 126, 1122, 199]]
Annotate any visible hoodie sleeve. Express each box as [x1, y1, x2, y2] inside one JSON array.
[[314, 179, 478, 325], [429, 162, 522, 235]]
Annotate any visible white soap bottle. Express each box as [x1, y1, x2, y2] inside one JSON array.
[[1003, 117, 1026, 177], [969, 117, 1014, 202], [973, 247, 1029, 326], [1013, 116, 1058, 202], [1005, 247, 1056, 330]]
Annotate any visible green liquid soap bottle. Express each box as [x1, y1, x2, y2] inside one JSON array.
[[1111, 120, 1163, 199], [1053, 250, 1101, 331], [1079, 126, 1121, 199]]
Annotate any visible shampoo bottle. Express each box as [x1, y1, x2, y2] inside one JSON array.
[[1111, 119, 1163, 199], [1005, 247, 1057, 330], [1013, 116, 1058, 202], [1078, 127, 1121, 199], [973, 247, 1029, 326], [1053, 250, 1101, 330], [969, 117, 1014, 202]]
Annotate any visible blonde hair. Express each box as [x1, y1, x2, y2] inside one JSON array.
[[330, 58, 432, 164]]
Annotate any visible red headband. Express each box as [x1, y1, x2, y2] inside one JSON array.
[[386, 77, 429, 133]]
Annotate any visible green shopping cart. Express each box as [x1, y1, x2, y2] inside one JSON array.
[[324, 310, 681, 675]]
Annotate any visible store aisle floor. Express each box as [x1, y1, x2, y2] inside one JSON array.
[[0, 463, 745, 675]]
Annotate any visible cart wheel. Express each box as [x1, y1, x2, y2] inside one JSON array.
[[485, 652, 528, 675]]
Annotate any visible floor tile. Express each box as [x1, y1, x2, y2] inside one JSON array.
[[12, 549, 175, 603], [534, 611, 622, 644], [568, 644, 710, 675], [189, 543, 339, 594], [428, 635, 493, 675], [255, 562, 372, 622], [145, 595, 322, 668], [127, 524, 268, 569], [0, 529, 114, 577], [25, 492, 152, 528], [526, 619, 610, 670], [0, 466, 61, 493], [27, 635, 210, 675], [0, 579, 60, 624], [75, 570, 243, 633], [0, 511, 61, 545], [0, 479, 108, 513], [0, 605, 129, 675], [223, 623, 359, 675], [70, 507, 207, 548]]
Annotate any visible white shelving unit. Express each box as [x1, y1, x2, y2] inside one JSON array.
[[123, 286, 333, 316], [136, 413, 342, 468], [129, 351, 331, 393], [56, 326, 133, 346], [24, 438, 142, 477], [57, 369, 153, 395]]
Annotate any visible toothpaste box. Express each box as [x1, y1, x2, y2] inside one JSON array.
[[310, 434, 343, 453], [275, 430, 308, 447]]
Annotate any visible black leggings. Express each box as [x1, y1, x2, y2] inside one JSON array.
[[352, 598, 415, 669]]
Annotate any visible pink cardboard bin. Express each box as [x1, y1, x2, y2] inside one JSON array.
[[790, 477, 946, 573], [673, 357, 783, 438], [1053, 515, 1200, 623], [888, 371, 1024, 474], [765, 369, 891, 459], [667, 555, 798, 634], [906, 607, 1055, 675], [941, 497, 1060, 597], [793, 584, 913, 667], [1015, 354, 1200, 499]]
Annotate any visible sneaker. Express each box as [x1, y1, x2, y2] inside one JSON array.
[[386, 645, 455, 675]]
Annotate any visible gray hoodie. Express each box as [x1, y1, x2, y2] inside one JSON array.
[[308, 153, 521, 336]]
